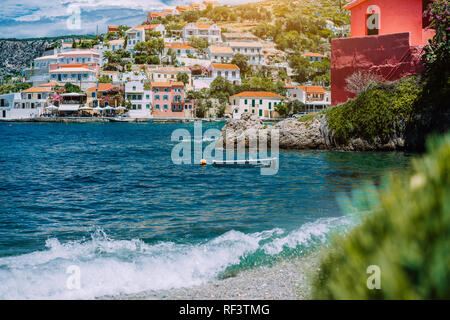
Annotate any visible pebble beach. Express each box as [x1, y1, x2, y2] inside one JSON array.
[[105, 252, 321, 300]]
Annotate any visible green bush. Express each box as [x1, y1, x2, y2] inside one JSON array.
[[312, 133, 450, 299], [326, 77, 422, 144]]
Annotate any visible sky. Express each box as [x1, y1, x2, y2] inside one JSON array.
[[0, 0, 261, 39]]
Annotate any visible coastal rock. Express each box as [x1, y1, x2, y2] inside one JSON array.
[[217, 113, 405, 151]]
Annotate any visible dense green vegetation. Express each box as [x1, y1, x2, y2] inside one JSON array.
[[326, 77, 422, 144], [405, 0, 450, 151], [0, 82, 31, 95], [312, 132, 450, 299]]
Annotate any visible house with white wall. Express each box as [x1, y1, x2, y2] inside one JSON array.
[[229, 91, 283, 119], [164, 43, 197, 57], [126, 24, 166, 55], [208, 46, 233, 63], [124, 81, 152, 118], [182, 23, 221, 43], [228, 42, 264, 65], [108, 39, 125, 51], [49, 64, 98, 91], [148, 66, 192, 89], [285, 85, 331, 112], [210, 63, 241, 84]]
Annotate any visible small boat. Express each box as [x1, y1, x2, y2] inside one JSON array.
[[212, 158, 277, 168]]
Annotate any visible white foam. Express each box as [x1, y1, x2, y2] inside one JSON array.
[[0, 215, 354, 299]]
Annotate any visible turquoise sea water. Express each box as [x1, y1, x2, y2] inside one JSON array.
[[0, 122, 411, 299]]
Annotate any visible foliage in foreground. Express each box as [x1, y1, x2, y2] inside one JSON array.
[[326, 77, 422, 144], [312, 133, 450, 299]]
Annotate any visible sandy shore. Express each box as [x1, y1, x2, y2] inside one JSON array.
[[103, 252, 320, 300]]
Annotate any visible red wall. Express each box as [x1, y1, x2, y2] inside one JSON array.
[[349, 0, 433, 46], [331, 32, 424, 106]]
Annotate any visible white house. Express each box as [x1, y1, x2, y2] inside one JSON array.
[[124, 81, 152, 118], [49, 64, 98, 91], [148, 66, 192, 89], [284, 85, 331, 112], [228, 42, 264, 65], [229, 91, 283, 119], [6, 87, 54, 119], [29, 54, 58, 85], [210, 63, 241, 84], [108, 39, 125, 51], [126, 24, 166, 55], [56, 50, 102, 66], [164, 43, 197, 57], [182, 23, 221, 43], [0, 93, 33, 120], [208, 45, 233, 63]]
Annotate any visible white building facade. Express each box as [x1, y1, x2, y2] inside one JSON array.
[[229, 91, 283, 120], [125, 81, 152, 118], [228, 42, 264, 65], [182, 23, 221, 43]]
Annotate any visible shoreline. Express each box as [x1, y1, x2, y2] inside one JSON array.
[[102, 251, 321, 300]]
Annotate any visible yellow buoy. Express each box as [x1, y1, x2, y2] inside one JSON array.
[[200, 159, 207, 166]]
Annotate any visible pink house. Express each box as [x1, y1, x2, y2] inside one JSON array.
[[151, 81, 194, 118]]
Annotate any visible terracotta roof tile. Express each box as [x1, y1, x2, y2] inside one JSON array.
[[230, 91, 283, 98]]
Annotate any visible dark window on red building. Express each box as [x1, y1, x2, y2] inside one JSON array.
[[367, 13, 380, 36]]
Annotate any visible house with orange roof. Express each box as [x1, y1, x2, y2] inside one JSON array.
[[229, 41, 264, 65], [284, 85, 331, 112], [151, 81, 194, 119], [147, 11, 168, 22], [49, 63, 98, 91], [149, 66, 192, 90], [1, 88, 53, 120], [182, 23, 221, 43], [164, 42, 197, 57], [229, 91, 284, 119], [210, 63, 241, 84], [302, 52, 327, 62], [203, 1, 220, 9], [176, 6, 190, 13], [126, 24, 166, 55], [86, 83, 123, 108], [189, 3, 204, 11], [108, 25, 119, 33], [208, 45, 233, 63]]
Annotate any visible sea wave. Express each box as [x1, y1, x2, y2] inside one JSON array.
[[0, 215, 355, 299]]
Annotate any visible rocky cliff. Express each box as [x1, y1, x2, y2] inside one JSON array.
[[0, 40, 54, 80], [216, 113, 405, 151]]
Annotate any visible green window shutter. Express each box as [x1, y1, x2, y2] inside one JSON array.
[[269, 102, 271, 109], [259, 109, 262, 116], [244, 99, 247, 105]]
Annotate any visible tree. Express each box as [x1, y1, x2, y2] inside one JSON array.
[[64, 83, 81, 93], [176, 72, 190, 86], [183, 10, 200, 23], [289, 55, 314, 83], [188, 37, 209, 55], [231, 54, 249, 76], [287, 100, 306, 114], [98, 75, 113, 84], [210, 76, 234, 98]]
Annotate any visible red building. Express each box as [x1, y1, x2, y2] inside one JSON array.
[[151, 81, 194, 118], [331, 0, 434, 105]]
